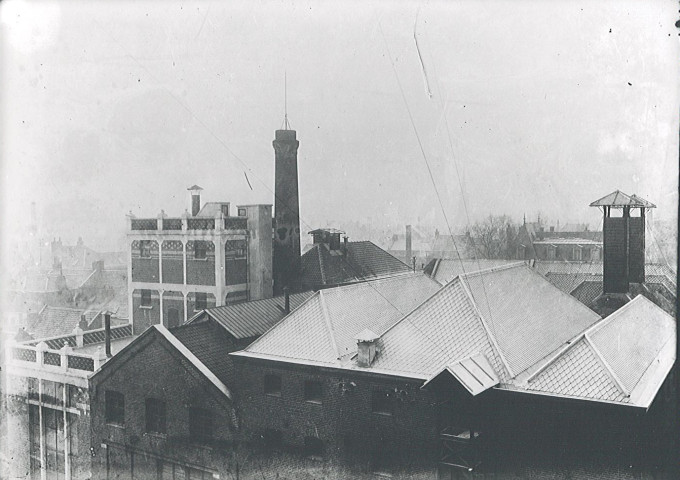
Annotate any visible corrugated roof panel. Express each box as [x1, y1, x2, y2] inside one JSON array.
[[450, 354, 500, 395], [205, 291, 314, 339]]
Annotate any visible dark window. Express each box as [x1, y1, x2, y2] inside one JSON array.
[[140, 240, 152, 258], [304, 436, 323, 458], [194, 241, 207, 260], [264, 374, 281, 396], [238, 208, 247, 217], [167, 308, 180, 328], [141, 289, 152, 307], [145, 398, 166, 434], [105, 390, 125, 425], [304, 380, 323, 404], [195, 292, 207, 310], [371, 390, 394, 416], [221, 204, 229, 216], [189, 408, 212, 439]]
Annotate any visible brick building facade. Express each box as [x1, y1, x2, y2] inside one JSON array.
[[128, 192, 273, 334]]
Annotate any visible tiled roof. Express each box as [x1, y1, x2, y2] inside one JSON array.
[[171, 321, 236, 385], [372, 277, 509, 381], [570, 280, 603, 306], [237, 273, 441, 366], [589, 296, 675, 394], [27, 307, 100, 340], [525, 338, 629, 403], [464, 265, 602, 376], [428, 259, 520, 285], [520, 295, 675, 408], [544, 272, 597, 294], [300, 241, 411, 287], [195, 291, 315, 339]]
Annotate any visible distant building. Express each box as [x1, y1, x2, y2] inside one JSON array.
[[513, 220, 602, 262], [126, 186, 273, 334], [300, 228, 412, 290]]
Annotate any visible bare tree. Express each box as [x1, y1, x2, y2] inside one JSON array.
[[468, 215, 517, 259]]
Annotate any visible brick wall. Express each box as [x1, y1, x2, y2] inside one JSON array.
[[90, 333, 236, 479], [232, 358, 439, 478], [186, 241, 216, 286], [132, 289, 161, 334], [161, 240, 184, 284], [131, 240, 159, 283]]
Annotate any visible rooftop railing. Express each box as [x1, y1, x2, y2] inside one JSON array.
[[6, 342, 105, 375], [129, 215, 248, 232]]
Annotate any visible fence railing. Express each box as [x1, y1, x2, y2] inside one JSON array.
[[6, 342, 105, 374], [130, 215, 248, 232]]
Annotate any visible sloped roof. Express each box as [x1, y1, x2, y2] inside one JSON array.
[[27, 307, 100, 340], [589, 295, 675, 394], [520, 295, 675, 408], [192, 291, 315, 339], [171, 321, 237, 385], [464, 265, 602, 376], [422, 353, 500, 396], [197, 202, 229, 217], [430, 234, 474, 257], [544, 272, 595, 294], [525, 338, 629, 403], [300, 241, 411, 287], [590, 190, 655, 208], [235, 273, 441, 366], [427, 259, 519, 285], [532, 238, 602, 246]]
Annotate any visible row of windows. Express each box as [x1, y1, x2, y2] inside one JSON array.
[[140, 291, 208, 310], [263, 375, 395, 415], [105, 391, 213, 438], [139, 241, 211, 259]]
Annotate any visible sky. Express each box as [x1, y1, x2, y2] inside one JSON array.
[[1, 0, 678, 255]]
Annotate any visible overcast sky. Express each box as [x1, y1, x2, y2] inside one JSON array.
[[1, 0, 678, 253]]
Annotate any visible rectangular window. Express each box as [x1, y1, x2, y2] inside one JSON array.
[[573, 247, 582, 261], [145, 398, 166, 434], [105, 390, 125, 425], [195, 292, 207, 310], [221, 204, 229, 217], [141, 289, 152, 307], [304, 380, 323, 404], [194, 241, 207, 260], [264, 374, 281, 397], [238, 208, 247, 217], [140, 240, 152, 258], [189, 408, 212, 439], [371, 390, 394, 416]]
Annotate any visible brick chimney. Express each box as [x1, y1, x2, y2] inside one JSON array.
[[356, 329, 379, 367], [273, 129, 301, 295], [405, 225, 413, 263], [187, 185, 203, 217]]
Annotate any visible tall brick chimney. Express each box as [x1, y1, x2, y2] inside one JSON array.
[[273, 129, 301, 295], [405, 225, 413, 264], [590, 190, 655, 294], [187, 185, 203, 217]]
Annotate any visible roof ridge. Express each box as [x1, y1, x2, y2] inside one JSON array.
[[318, 290, 341, 359], [459, 276, 515, 379], [460, 261, 526, 280], [317, 244, 327, 284], [241, 291, 322, 352], [583, 334, 630, 396], [154, 324, 232, 400]]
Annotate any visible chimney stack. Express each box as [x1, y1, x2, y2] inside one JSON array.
[[283, 287, 290, 314], [104, 312, 112, 357], [187, 185, 203, 217], [590, 190, 655, 293], [273, 129, 301, 295], [356, 329, 379, 367], [405, 225, 412, 263]]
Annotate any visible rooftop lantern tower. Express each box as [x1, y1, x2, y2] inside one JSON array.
[[590, 190, 655, 294]]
